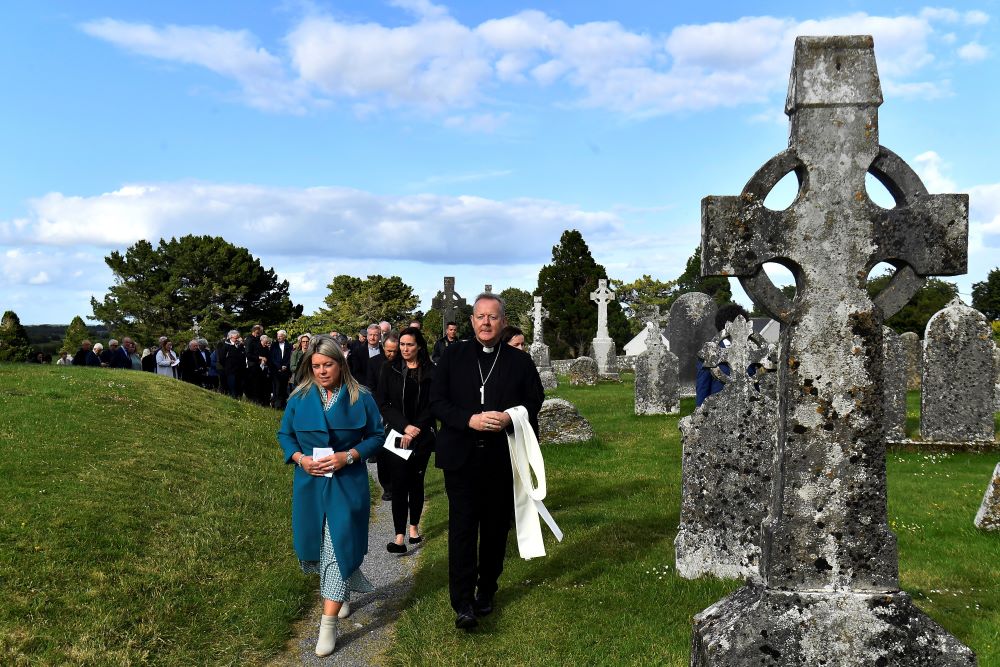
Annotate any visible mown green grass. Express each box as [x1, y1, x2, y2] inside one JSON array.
[[0, 365, 306, 666], [387, 374, 1000, 666]]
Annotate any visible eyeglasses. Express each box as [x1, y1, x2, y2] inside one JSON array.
[[473, 314, 501, 323]]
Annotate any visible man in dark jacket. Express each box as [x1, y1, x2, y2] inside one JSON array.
[[217, 330, 246, 398], [366, 334, 399, 500], [270, 329, 293, 409], [349, 324, 382, 387], [73, 340, 98, 366], [430, 293, 544, 630], [179, 339, 207, 385], [432, 321, 462, 364]]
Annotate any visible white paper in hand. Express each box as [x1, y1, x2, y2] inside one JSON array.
[[312, 447, 334, 477], [383, 430, 413, 460]]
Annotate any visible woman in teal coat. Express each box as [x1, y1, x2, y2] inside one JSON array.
[[278, 334, 384, 657]]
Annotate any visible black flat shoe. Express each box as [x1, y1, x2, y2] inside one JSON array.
[[473, 595, 494, 617], [408, 535, 422, 544], [381, 492, 392, 501], [455, 608, 478, 630], [386, 541, 407, 554]]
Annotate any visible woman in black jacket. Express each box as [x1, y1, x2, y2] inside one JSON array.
[[375, 326, 435, 554]]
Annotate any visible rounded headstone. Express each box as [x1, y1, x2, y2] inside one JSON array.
[[568, 356, 598, 386], [538, 398, 594, 444], [899, 331, 922, 391], [920, 298, 995, 443], [538, 369, 558, 391], [664, 293, 718, 395]]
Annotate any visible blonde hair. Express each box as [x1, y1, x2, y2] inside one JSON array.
[[291, 334, 365, 405]]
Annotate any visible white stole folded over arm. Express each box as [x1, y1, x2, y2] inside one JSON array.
[[505, 406, 564, 559]]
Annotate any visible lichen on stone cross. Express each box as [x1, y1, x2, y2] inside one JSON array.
[[589, 278, 615, 340], [532, 296, 549, 344], [698, 316, 768, 388], [701, 35, 967, 593], [692, 35, 973, 666]]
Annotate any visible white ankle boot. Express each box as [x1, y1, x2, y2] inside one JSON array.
[[315, 614, 338, 657], [338, 601, 351, 619]]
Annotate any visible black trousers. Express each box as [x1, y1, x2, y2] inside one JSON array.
[[272, 370, 290, 409], [443, 445, 514, 613], [386, 441, 433, 535]]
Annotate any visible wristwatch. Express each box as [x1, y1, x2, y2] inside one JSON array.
[[345, 451, 354, 465]]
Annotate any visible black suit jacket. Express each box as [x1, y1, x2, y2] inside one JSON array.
[[179, 349, 206, 383], [365, 352, 387, 390], [270, 340, 293, 372], [348, 341, 381, 385], [430, 341, 544, 471]]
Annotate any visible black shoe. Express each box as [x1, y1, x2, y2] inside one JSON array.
[[381, 492, 392, 501], [473, 595, 494, 617], [455, 607, 478, 630], [409, 535, 422, 544], [386, 541, 407, 554]]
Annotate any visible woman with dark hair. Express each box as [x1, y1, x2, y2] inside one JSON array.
[[277, 335, 385, 657], [499, 325, 526, 351], [375, 326, 435, 554]]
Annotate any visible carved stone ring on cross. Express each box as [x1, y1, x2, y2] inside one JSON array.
[[732, 145, 933, 323]]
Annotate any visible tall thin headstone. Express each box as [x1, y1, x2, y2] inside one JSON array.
[[431, 277, 466, 337], [589, 279, 619, 379], [676, 316, 776, 580], [634, 322, 679, 415], [530, 296, 557, 389], [921, 298, 996, 444], [900, 330, 922, 391], [693, 36, 973, 664], [484, 284, 492, 294], [883, 326, 907, 443], [664, 292, 717, 395]]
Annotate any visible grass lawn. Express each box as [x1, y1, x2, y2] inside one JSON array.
[[386, 374, 1000, 666], [0, 365, 307, 665]]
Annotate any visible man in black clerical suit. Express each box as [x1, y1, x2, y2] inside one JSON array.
[[430, 292, 544, 630]]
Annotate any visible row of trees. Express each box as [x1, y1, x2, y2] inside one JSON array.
[[7, 232, 1000, 364]]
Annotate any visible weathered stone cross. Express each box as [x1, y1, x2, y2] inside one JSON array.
[[484, 284, 493, 294], [694, 35, 972, 664], [192, 318, 201, 337], [698, 316, 769, 389], [589, 279, 615, 340], [531, 296, 549, 345], [430, 277, 466, 336]]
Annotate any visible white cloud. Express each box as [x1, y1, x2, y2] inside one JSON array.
[[957, 41, 989, 61], [2, 182, 621, 265], [442, 112, 510, 133], [968, 182, 1000, 251], [913, 151, 958, 192], [80, 6, 988, 119]]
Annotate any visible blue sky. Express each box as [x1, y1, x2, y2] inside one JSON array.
[[2, 1, 998, 325]]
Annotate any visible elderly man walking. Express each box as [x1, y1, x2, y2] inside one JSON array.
[[430, 293, 544, 630]]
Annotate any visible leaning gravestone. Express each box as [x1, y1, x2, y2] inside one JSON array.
[[589, 279, 619, 379], [664, 292, 718, 396], [538, 398, 594, 444], [883, 326, 907, 442], [693, 36, 974, 665], [921, 298, 995, 444], [634, 322, 679, 415], [430, 277, 467, 337], [568, 357, 598, 386], [900, 331, 922, 391], [974, 463, 1000, 531], [675, 316, 776, 581]]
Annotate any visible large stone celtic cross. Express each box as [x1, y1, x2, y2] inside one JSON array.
[[590, 278, 615, 340], [693, 36, 973, 665], [431, 276, 466, 336]]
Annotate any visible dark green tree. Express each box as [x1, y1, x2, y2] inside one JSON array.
[[536, 230, 630, 358], [0, 311, 33, 362], [867, 274, 958, 337], [59, 316, 91, 355], [615, 274, 677, 334], [676, 246, 733, 306], [498, 287, 534, 340], [321, 275, 418, 336], [972, 267, 1000, 321], [91, 235, 299, 344]]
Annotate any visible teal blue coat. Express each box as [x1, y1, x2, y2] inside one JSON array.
[[277, 384, 384, 578]]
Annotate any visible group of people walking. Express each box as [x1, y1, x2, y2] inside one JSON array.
[[278, 293, 545, 656]]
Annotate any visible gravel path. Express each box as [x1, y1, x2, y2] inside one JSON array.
[[269, 463, 422, 667]]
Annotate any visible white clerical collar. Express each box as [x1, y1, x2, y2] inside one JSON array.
[[482, 345, 494, 353]]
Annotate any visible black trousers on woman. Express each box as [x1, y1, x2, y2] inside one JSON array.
[[387, 441, 433, 536]]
